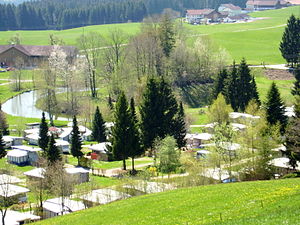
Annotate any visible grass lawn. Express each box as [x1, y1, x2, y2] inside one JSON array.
[[67, 155, 153, 170], [33, 178, 300, 225], [0, 7, 298, 64], [0, 158, 34, 175]]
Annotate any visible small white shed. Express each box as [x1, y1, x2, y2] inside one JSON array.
[[0, 210, 40, 225], [0, 184, 30, 203], [65, 167, 89, 184], [55, 139, 70, 153]]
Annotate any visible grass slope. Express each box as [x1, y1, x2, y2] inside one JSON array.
[[34, 178, 300, 225], [0, 7, 299, 64]]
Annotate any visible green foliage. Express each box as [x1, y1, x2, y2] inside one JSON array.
[[92, 106, 106, 143], [38, 112, 49, 151], [292, 66, 300, 96], [127, 98, 143, 171], [265, 82, 288, 133], [212, 68, 228, 100], [0, 103, 9, 135], [70, 115, 83, 165], [46, 135, 62, 164], [223, 59, 260, 112], [140, 77, 179, 150], [0, 131, 6, 159], [172, 102, 187, 148], [157, 136, 181, 175], [111, 91, 131, 170], [279, 14, 300, 66], [208, 94, 233, 124], [284, 118, 300, 169], [158, 14, 175, 58]]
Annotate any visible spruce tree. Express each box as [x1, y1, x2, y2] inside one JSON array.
[[159, 13, 175, 57], [172, 102, 187, 148], [285, 118, 300, 169], [250, 76, 261, 106], [292, 66, 300, 96], [213, 68, 228, 100], [280, 15, 300, 67], [46, 134, 61, 164], [140, 77, 162, 150], [128, 97, 143, 172], [92, 106, 106, 143], [38, 112, 49, 151], [111, 92, 131, 170], [0, 131, 6, 159], [265, 82, 288, 133], [236, 58, 254, 112], [140, 77, 179, 150], [70, 115, 83, 166], [159, 77, 178, 135], [224, 62, 239, 111]]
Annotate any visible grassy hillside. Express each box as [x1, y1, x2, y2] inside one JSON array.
[[0, 6, 299, 64], [34, 178, 300, 225]]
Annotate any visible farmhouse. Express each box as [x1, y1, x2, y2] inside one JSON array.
[[246, 0, 289, 11], [186, 9, 222, 24], [185, 133, 213, 148], [0, 44, 77, 68], [218, 4, 242, 16]]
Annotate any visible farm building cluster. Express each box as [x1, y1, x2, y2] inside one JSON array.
[[186, 0, 297, 25]]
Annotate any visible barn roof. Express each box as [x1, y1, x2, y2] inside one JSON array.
[[186, 9, 215, 15], [0, 45, 77, 57]]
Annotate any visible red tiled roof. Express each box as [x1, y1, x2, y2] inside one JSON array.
[[186, 9, 215, 15], [0, 45, 77, 57], [220, 4, 241, 10]]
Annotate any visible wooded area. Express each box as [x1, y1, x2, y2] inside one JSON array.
[[0, 0, 247, 30]]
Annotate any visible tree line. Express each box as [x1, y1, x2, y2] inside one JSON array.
[[0, 0, 247, 30]]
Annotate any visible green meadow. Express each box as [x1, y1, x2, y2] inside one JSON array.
[[0, 6, 299, 64], [33, 178, 300, 225]]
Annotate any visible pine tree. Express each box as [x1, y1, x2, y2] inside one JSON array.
[[0, 131, 6, 159], [111, 92, 131, 170], [212, 69, 228, 100], [128, 97, 143, 172], [224, 62, 239, 111], [279, 15, 300, 67], [250, 76, 261, 106], [285, 118, 300, 169], [172, 102, 187, 148], [70, 115, 83, 166], [292, 66, 300, 96], [92, 106, 106, 143], [46, 134, 61, 164], [236, 58, 254, 112], [38, 112, 49, 151], [265, 82, 288, 133], [140, 77, 162, 150], [158, 13, 175, 57]]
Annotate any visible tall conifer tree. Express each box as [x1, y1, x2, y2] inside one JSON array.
[[70, 115, 83, 166], [111, 92, 131, 170], [265, 82, 288, 133], [39, 112, 49, 151], [128, 97, 143, 172], [292, 66, 300, 96], [224, 62, 239, 111], [172, 102, 187, 148], [46, 134, 61, 164], [92, 106, 106, 143], [212, 69, 228, 100]]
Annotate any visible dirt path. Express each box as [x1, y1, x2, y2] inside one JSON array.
[[233, 24, 286, 33]]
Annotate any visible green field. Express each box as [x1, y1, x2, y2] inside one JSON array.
[[0, 7, 299, 64], [34, 178, 300, 225]]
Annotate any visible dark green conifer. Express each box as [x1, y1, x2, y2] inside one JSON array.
[[47, 134, 61, 164], [92, 106, 106, 143], [0, 131, 6, 159], [70, 115, 83, 166], [38, 112, 49, 151]]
